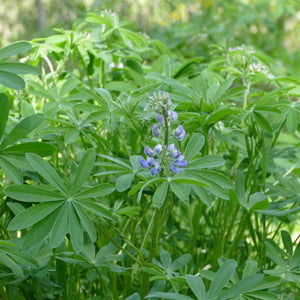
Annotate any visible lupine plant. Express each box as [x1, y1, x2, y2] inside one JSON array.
[[0, 8, 299, 300]]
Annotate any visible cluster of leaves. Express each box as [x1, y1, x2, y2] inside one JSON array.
[[0, 8, 299, 300]]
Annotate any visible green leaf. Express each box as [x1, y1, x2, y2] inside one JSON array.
[[172, 254, 191, 269], [74, 184, 115, 199], [291, 243, 300, 268], [59, 78, 79, 99], [0, 70, 25, 90], [0, 249, 23, 277], [71, 149, 96, 194], [160, 250, 172, 268], [76, 199, 114, 220], [281, 230, 293, 256], [26, 153, 69, 195], [171, 176, 208, 187], [0, 156, 22, 184], [1, 114, 44, 148], [22, 208, 61, 250], [0, 63, 40, 75], [242, 260, 258, 278], [69, 204, 83, 253], [235, 171, 247, 208], [213, 77, 235, 102], [0, 93, 9, 140], [106, 81, 136, 92], [8, 201, 64, 230], [247, 276, 280, 292], [50, 203, 69, 248], [184, 133, 205, 162], [253, 111, 273, 134], [153, 181, 169, 208], [116, 173, 135, 192], [146, 292, 193, 300], [216, 274, 263, 300], [0, 41, 32, 60], [192, 186, 213, 206], [249, 192, 269, 211], [171, 182, 190, 204], [5, 185, 66, 202], [65, 128, 79, 144], [207, 259, 237, 300], [286, 108, 297, 134], [185, 275, 206, 300], [187, 156, 225, 169], [1, 142, 55, 156], [264, 239, 286, 267], [205, 109, 240, 124], [72, 201, 97, 242]]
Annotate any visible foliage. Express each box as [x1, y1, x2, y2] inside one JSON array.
[[0, 6, 300, 300]]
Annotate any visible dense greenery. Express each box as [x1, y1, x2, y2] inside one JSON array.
[[0, 5, 300, 300]]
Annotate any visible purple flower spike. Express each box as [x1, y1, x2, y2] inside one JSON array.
[[144, 146, 154, 157], [156, 113, 165, 126], [152, 124, 160, 137], [169, 111, 178, 121], [140, 158, 149, 169], [174, 125, 184, 137], [154, 144, 162, 154]]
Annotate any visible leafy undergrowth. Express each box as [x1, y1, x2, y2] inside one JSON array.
[[0, 10, 300, 300]]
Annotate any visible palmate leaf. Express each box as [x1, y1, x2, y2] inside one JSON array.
[[6, 150, 115, 252]]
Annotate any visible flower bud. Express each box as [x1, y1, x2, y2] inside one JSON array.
[[169, 111, 178, 121], [147, 157, 155, 166], [174, 160, 187, 168], [152, 124, 160, 137], [156, 113, 165, 126], [164, 92, 172, 107], [177, 130, 186, 140], [170, 150, 181, 158], [169, 161, 183, 173], [167, 143, 175, 152], [144, 146, 154, 157]]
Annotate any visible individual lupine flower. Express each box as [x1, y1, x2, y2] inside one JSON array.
[[174, 125, 186, 140], [169, 161, 183, 173], [152, 124, 160, 137], [156, 113, 165, 126], [174, 155, 187, 168], [144, 146, 154, 157], [140, 157, 155, 169], [154, 144, 162, 154], [164, 92, 172, 107], [151, 161, 161, 175], [168, 111, 178, 121]]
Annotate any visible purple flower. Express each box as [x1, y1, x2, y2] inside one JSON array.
[[177, 130, 186, 140], [140, 158, 149, 169], [169, 161, 183, 173], [169, 111, 178, 121], [152, 124, 160, 137], [144, 146, 154, 157], [168, 144, 175, 152], [156, 113, 165, 126], [171, 150, 181, 158], [154, 144, 162, 154], [151, 162, 161, 175], [174, 160, 187, 168], [174, 125, 184, 137], [147, 157, 155, 166], [164, 92, 172, 107]]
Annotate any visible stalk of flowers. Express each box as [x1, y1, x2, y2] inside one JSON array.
[[140, 92, 187, 175]]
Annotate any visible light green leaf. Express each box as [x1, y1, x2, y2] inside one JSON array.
[[0, 41, 32, 60], [0, 156, 22, 184], [106, 81, 136, 92], [291, 243, 300, 268], [1, 142, 55, 156], [0, 70, 25, 90], [26, 153, 69, 195], [0, 63, 40, 75], [0, 249, 23, 278], [207, 259, 237, 300], [72, 201, 97, 242], [185, 275, 206, 300], [5, 185, 66, 202], [0, 93, 9, 140], [146, 292, 193, 300], [74, 184, 115, 199], [76, 199, 114, 220], [187, 156, 225, 169], [171, 182, 190, 204], [50, 203, 69, 248], [116, 173, 135, 192], [1, 114, 44, 148], [8, 201, 64, 230], [153, 181, 169, 208], [253, 111, 273, 134], [71, 149, 96, 194], [69, 204, 83, 253], [184, 133, 205, 162]]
